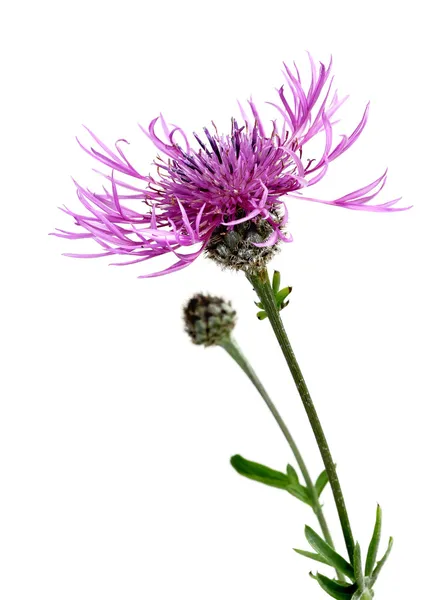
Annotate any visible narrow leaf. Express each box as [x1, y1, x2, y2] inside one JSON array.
[[305, 526, 355, 580], [365, 505, 382, 577], [287, 464, 299, 484], [230, 456, 312, 505], [370, 537, 393, 586], [353, 543, 364, 591], [275, 286, 292, 307], [272, 270, 281, 294], [230, 455, 290, 489], [254, 301, 263, 308], [294, 548, 333, 566], [256, 311, 268, 320], [315, 469, 329, 498], [315, 573, 358, 600]]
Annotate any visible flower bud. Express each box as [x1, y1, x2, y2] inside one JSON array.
[[183, 294, 236, 346], [205, 214, 280, 273]]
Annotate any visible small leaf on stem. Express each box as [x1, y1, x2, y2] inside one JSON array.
[[353, 543, 365, 591], [286, 464, 299, 484], [314, 572, 358, 599], [272, 270, 281, 294], [275, 286, 292, 308], [294, 548, 333, 566], [370, 537, 393, 586], [230, 455, 312, 505], [365, 505, 382, 577], [305, 526, 355, 580], [256, 310, 268, 320], [315, 469, 329, 498]]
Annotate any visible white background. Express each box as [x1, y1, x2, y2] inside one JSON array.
[[0, 1, 423, 598]]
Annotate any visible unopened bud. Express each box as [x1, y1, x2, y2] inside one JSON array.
[[183, 294, 236, 346]]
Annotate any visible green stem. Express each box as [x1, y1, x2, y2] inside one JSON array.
[[219, 334, 342, 578], [247, 268, 355, 563]]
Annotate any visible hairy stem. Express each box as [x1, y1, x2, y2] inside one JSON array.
[[247, 268, 355, 563]]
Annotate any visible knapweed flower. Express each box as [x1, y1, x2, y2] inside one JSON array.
[[55, 56, 405, 277], [184, 294, 236, 347]]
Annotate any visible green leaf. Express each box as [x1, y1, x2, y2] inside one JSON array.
[[294, 548, 333, 566], [254, 300, 264, 308], [230, 455, 312, 505], [314, 573, 358, 600], [256, 311, 268, 320], [353, 543, 365, 591], [305, 526, 355, 580], [231, 455, 289, 488], [315, 469, 329, 498], [286, 464, 299, 484], [370, 537, 393, 586], [365, 505, 382, 577], [275, 286, 292, 308], [272, 270, 281, 294]]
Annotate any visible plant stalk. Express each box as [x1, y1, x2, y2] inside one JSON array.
[[219, 334, 342, 579], [247, 268, 355, 563]]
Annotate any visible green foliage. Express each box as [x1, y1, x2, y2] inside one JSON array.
[[255, 270, 292, 319], [365, 505, 382, 577], [231, 452, 393, 599], [293, 548, 333, 566], [286, 463, 299, 484], [311, 572, 358, 600], [305, 526, 355, 580], [272, 269, 281, 294], [315, 469, 329, 498], [304, 508, 392, 599], [353, 543, 365, 592], [230, 455, 312, 506], [370, 537, 393, 586]]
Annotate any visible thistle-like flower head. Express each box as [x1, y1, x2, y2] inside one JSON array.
[[55, 56, 406, 277]]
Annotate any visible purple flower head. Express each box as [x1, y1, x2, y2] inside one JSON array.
[[55, 56, 406, 277]]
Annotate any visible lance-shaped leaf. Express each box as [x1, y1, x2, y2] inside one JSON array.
[[365, 505, 382, 577], [230, 455, 289, 488], [315, 469, 329, 498], [230, 455, 312, 505], [370, 537, 393, 586], [311, 572, 358, 600], [272, 270, 281, 294], [353, 543, 365, 591], [305, 526, 355, 580], [294, 548, 333, 566]]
